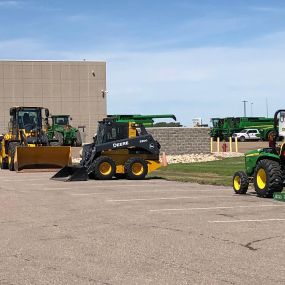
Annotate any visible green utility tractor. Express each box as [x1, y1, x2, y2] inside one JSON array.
[[233, 110, 285, 198], [47, 115, 82, 147]]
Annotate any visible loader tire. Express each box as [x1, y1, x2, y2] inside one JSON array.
[[1, 157, 8, 169], [253, 159, 283, 198], [232, 171, 249, 194], [8, 142, 20, 171], [91, 156, 116, 180], [125, 157, 148, 180], [75, 131, 82, 147]]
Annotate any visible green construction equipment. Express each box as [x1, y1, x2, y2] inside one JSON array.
[[47, 115, 82, 147], [232, 109, 285, 198], [210, 117, 274, 141], [107, 114, 176, 127]]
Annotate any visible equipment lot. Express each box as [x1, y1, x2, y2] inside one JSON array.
[[0, 171, 285, 285]]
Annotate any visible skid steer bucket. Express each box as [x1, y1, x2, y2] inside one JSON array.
[[14, 146, 72, 172], [51, 166, 88, 181]]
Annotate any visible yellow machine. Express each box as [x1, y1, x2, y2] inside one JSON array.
[[0, 107, 71, 171], [52, 118, 161, 181]]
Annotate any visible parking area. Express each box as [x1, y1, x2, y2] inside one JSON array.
[[0, 170, 285, 285]]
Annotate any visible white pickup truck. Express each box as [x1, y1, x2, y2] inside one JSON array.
[[232, 129, 260, 142]]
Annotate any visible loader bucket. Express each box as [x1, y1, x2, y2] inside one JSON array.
[[51, 166, 88, 181], [14, 146, 72, 172]]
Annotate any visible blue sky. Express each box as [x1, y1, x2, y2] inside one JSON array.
[[1, 0, 285, 126]]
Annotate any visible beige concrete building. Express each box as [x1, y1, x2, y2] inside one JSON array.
[[0, 60, 107, 142]]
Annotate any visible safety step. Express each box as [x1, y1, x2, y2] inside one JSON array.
[[273, 192, 285, 202]]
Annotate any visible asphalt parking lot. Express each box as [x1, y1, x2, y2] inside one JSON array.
[[0, 170, 285, 285]]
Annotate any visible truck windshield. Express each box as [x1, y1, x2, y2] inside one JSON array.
[[240, 130, 247, 133]]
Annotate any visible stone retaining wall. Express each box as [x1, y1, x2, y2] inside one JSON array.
[[147, 127, 210, 155]]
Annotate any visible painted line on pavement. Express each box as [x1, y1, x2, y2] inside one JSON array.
[[108, 196, 233, 202], [68, 189, 230, 196], [150, 204, 285, 212], [209, 218, 285, 223]]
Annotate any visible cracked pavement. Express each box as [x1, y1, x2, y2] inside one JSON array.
[[0, 170, 285, 284]]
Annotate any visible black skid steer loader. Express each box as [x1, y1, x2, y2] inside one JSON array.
[[51, 118, 162, 181]]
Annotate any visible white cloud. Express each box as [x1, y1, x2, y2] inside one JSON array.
[[250, 6, 285, 13], [0, 0, 22, 7], [0, 31, 285, 126]]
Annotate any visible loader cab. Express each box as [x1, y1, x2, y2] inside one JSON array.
[[10, 107, 45, 133]]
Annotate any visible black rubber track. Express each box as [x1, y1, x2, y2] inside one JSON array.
[[253, 159, 283, 198], [232, 171, 249, 194]]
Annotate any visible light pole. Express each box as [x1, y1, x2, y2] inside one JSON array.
[[242, 100, 248, 117], [250, 103, 253, 116]]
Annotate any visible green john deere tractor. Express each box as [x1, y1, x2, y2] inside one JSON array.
[[233, 110, 285, 198], [47, 115, 82, 147]]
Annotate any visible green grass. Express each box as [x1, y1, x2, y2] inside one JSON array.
[[149, 156, 245, 186]]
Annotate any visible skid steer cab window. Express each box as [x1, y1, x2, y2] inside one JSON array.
[[96, 122, 129, 144], [18, 109, 41, 132]]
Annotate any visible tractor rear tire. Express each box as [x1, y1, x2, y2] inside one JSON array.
[[253, 159, 283, 198], [125, 157, 148, 180], [91, 156, 116, 180], [75, 131, 82, 147], [232, 171, 249, 194]]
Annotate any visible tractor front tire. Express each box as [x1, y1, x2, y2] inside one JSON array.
[[125, 157, 148, 180], [232, 171, 249, 194], [53, 131, 64, 146], [91, 156, 116, 180], [253, 159, 283, 198]]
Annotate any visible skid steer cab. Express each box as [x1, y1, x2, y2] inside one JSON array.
[[0, 106, 71, 172], [232, 109, 285, 198], [52, 118, 162, 181]]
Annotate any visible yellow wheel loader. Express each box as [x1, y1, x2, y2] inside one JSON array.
[[0, 107, 71, 172], [52, 118, 162, 181]]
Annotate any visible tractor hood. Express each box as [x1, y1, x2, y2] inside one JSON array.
[[245, 148, 280, 176]]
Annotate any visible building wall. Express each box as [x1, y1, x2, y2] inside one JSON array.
[[147, 127, 211, 154], [0, 60, 107, 141]]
